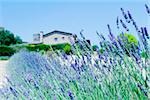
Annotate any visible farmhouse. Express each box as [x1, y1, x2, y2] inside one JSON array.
[[33, 30, 75, 45]]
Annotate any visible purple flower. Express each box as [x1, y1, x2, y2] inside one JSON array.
[[127, 11, 133, 20], [121, 8, 128, 19], [97, 31, 106, 41], [116, 16, 119, 29], [107, 24, 115, 38], [9, 87, 18, 97], [68, 91, 74, 100], [141, 27, 147, 42], [120, 8, 130, 23], [145, 4, 150, 15], [143, 27, 149, 39], [132, 21, 139, 31], [80, 29, 85, 40], [120, 19, 129, 31]]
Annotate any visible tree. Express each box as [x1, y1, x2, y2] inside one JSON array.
[[0, 45, 16, 56], [0, 29, 22, 45], [118, 33, 138, 56], [15, 36, 23, 44]]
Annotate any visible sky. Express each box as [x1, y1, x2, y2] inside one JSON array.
[[0, 0, 149, 45]]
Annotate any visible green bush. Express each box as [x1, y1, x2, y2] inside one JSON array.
[[0, 45, 16, 56], [63, 44, 71, 54], [25, 44, 51, 52], [119, 33, 138, 46], [118, 33, 138, 56], [0, 29, 22, 46], [51, 43, 72, 53], [51, 43, 67, 50]]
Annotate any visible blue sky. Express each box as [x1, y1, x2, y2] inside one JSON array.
[[0, 0, 149, 44]]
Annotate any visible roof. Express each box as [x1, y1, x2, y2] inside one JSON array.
[[43, 30, 73, 37]]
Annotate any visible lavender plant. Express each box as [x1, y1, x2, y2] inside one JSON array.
[[0, 4, 150, 100]]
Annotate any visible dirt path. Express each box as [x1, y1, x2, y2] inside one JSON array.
[[0, 60, 8, 88]]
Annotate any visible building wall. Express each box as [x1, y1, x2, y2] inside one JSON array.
[[33, 33, 40, 42], [43, 34, 74, 45]]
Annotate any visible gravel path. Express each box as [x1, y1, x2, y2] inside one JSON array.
[[0, 61, 8, 88]]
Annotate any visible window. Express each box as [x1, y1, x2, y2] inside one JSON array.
[[33, 34, 40, 42], [54, 38, 58, 41]]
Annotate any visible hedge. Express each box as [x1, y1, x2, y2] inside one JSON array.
[[51, 43, 71, 54], [51, 43, 68, 50], [0, 43, 72, 56], [25, 44, 51, 52], [0, 45, 16, 56]]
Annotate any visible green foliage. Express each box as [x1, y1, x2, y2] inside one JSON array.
[[15, 36, 23, 44], [25, 44, 51, 52], [99, 48, 104, 54], [0, 45, 16, 56], [51, 43, 72, 54], [10, 43, 72, 54], [63, 44, 71, 54], [141, 50, 149, 59], [92, 45, 99, 51], [0, 29, 22, 46], [118, 33, 138, 56], [51, 43, 68, 50], [119, 33, 138, 46]]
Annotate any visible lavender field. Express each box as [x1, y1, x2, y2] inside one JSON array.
[[0, 4, 150, 100]]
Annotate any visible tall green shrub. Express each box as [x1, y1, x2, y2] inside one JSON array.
[[63, 44, 71, 54], [0, 45, 16, 56], [0, 29, 22, 46]]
